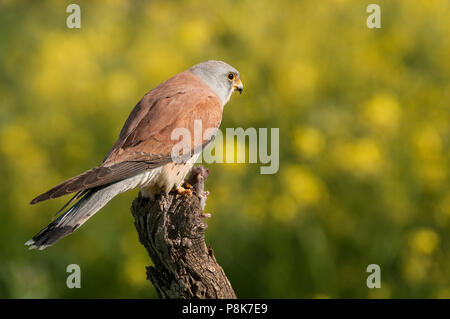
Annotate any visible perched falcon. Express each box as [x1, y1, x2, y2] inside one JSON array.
[[26, 60, 243, 250]]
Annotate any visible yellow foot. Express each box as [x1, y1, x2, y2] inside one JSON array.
[[175, 185, 192, 196]]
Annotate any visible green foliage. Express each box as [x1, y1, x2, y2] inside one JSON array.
[[0, 0, 449, 298]]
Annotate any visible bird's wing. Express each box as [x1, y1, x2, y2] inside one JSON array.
[[103, 89, 222, 165], [30, 71, 222, 205], [29, 162, 154, 204]]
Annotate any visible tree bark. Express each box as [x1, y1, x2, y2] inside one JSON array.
[[130, 166, 237, 299]]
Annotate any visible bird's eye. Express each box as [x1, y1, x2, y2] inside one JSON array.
[[227, 73, 235, 81]]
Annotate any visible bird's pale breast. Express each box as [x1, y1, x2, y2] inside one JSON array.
[[138, 153, 200, 198]]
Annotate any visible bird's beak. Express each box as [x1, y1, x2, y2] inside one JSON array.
[[233, 78, 244, 94]]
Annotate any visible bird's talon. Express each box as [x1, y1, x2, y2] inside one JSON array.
[[176, 185, 192, 196]]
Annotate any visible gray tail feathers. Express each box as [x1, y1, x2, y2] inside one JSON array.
[[25, 183, 124, 250]]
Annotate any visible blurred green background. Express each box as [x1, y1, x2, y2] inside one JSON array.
[[0, 0, 449, 298]]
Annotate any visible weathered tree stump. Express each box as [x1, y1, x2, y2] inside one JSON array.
[[131, 166, 236, 299]]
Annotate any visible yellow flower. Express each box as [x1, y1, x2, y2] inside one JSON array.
[[333, 138, 383, 177], [277, 61, 318, 100], [413, 125, 442, 159], [409, 228, 440, 255], [180, 19, 211, 49], [293, 126, 326, 159], [282, 165, 326, 207], [403, 255, 431, 283], [364, 94, 401, 132]]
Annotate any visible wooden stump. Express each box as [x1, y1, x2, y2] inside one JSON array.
[[131, 166, 236, 299]]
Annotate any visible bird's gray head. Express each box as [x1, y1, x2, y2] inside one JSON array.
[[189, 60, 243, 105]]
